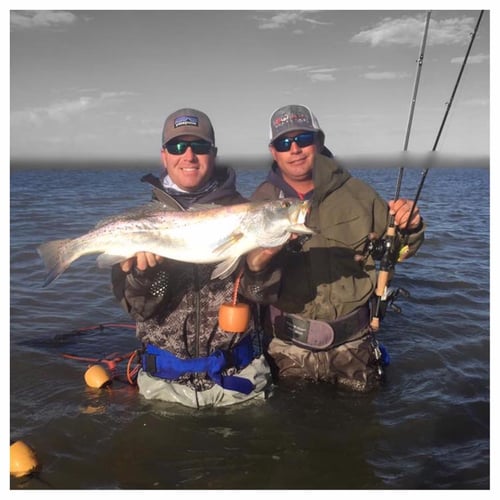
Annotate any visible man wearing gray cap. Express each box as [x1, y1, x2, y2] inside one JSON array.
[[111, 108, 272, 408], [241, 104, 425, 392]]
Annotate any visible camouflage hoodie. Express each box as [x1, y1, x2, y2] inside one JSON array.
[[111, 167, 255, 389]]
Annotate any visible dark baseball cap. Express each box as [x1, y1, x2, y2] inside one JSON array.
[[162, 108, 215, 145]]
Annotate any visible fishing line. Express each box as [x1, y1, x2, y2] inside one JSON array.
[[53, 322, 136, 340]]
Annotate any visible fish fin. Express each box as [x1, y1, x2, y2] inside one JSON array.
[[211, 256, 242, 280], [37, 238, 76, 287], [288, 224, 314, 235], [212, 232, 245, 255], [95, 201, 176, 228], [96, 253, 129, 268]]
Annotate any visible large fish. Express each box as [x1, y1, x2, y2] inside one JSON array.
[[37, 198, 313, 286]]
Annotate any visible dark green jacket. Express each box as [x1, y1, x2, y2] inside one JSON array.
[[241, 154, 425, 319]]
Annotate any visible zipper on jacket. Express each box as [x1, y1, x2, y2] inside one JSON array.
[[194, 266, 200, 358]]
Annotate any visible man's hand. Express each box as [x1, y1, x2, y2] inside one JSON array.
[[388, 199, 421, 230], [246, 234, 299, 272], [120, 252, 165, 272], [246, 246, 282, 273]]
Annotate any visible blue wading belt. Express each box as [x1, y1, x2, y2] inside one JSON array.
[[141, 334, 255, 394]]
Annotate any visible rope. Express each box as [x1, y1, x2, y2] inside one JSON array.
[[231, 269, 244, 306]]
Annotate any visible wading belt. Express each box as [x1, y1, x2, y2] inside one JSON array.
[[141, 334, 255, 394], [269, 303, 370, 350]]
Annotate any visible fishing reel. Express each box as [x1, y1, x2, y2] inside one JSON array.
[[366, 229, 408, 330], [371, 285, 410, 327], [384, 286, 410, 314], [361, 232, 400, 265], [366, 235, 388, 261]]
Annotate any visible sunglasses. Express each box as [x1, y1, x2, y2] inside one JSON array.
[[272, 132, 316, 152], [164, 140, 213, 155]]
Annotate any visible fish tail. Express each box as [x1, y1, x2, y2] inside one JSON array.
[[37, 238, 80, 287]]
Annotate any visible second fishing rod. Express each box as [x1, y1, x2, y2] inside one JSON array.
[[369, 9, 484, 330]]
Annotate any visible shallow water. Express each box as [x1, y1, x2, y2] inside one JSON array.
[[9, 164, 489, 489]]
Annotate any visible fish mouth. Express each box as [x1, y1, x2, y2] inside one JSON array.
[[288, 199, 314, 234], [296, 199, 311, 222]]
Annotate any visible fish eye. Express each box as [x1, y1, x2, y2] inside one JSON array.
[[281, 200, 292, 208]]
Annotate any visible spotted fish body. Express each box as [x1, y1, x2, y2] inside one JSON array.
[[37, 198, 312, 286]]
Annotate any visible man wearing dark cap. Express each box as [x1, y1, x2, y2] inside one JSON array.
[[158, 108, 219, 194], [111, 108, 272, 408], [240, 104, 425, 392]]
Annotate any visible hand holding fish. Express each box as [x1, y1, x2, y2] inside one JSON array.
[[245, 233, 299, 272], [246, 245, 284, 273], [388, 199, 421, 230], [120, 252, 165, 272]]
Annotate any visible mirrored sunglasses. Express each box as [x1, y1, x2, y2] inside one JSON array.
[[272, 132, 316, 152]]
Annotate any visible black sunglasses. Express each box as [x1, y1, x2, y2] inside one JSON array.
[[272, 132, 316, 152], [164, 140, 213, 155]]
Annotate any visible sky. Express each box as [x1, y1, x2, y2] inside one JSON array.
[[7, 3, 492, 165]]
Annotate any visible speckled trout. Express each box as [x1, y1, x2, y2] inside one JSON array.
[[37, 198, 312, 286]]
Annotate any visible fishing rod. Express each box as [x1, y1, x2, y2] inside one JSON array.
[[407, 9, 484, 223], [370, 11, 431, 331], [371, 10, 484, 330], [394, 10, 432, 200]]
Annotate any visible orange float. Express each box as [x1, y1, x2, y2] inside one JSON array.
[[218, 302, 251, 333], [10, 440, 40, 478], [218, 270, 251, 333], [84, 364, 112, 388]]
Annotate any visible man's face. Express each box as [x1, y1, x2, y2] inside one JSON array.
[[161, 135, 216, 192], [269, 130, 319, 184]]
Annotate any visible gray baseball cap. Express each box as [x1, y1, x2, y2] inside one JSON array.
[[269, 104, 324, 144]]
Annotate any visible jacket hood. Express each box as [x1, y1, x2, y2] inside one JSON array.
[[311, 155, 352, 204], [265, 147, 351, 202]]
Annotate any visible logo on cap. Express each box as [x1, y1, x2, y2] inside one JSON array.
[[174, 115, 199, 128], [273, 111, 312, 131]]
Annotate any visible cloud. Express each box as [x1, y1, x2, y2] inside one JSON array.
[[257, 11, 333, 30], [351, 14, 477, 47], [11, 91, 135, 125], [429, 17, 479, 45], [451, 53, 489, 64], [270, 64, 316, 72], [363, 71, 410, 80], [270, 64, 337, 83], [306, 71, 336, 82], [10, 10, 77, 30]]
